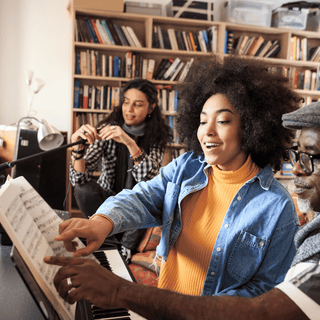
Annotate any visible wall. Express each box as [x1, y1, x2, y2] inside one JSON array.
[[0, 0, 316, 138], [0, 0, 72, 133]]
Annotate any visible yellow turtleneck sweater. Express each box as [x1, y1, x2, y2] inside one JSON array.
[[158, 156, 260, 295]]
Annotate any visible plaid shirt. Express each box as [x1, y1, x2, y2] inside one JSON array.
[[70, 139, 163, 192]]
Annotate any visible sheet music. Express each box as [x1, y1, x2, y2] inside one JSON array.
[[0, 176, 95, 320]]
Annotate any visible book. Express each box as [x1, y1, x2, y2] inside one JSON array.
[[142, 59, 148, 79], [152, 25, 160, 48], [182, 31, 190, 51], [157, 25, 164, 49], [153, 58, 169, 79], [248, 36, 265, 56], [78, 19, 92, 43], [192, 32, 201, 51], [121, 25, 136, 47], [156, 59, 173, 80], [0, 176, 98, 320], [125, 51, 132, 78], [95, 19, 111, 45], [245, 36, 258, 55], [163, 57, 181, 80], [224, 30, 229, 54], [176, 30, 186, 51], [264, 43, 280, 58], [178, 58, 194, 82], [170, 61, 185, 81], [113, 23, 130, 46], [85, 19, 99, 43], [198, 30, 207, 53], [83, 84, 89, 109], [238, 35, 250, 55], [242, 36, 254, 55], [257, 40, 273, 57], [161, 28, 172, 50], [90, 19, 103, 44], [207, 25, 218, 52], [226, 30, 234, 54], [73, 80, 80, 108], [101, 20, 116, 45], [147, 59, 155, 81], [126, 26, 142, 48], [106, 20, 122, 46], [304, 69, 312, 90], [167, 28, 179, 51], [264, 40, 280, 58]]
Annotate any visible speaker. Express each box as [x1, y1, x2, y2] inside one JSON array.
[[14, 128, 67, 210]]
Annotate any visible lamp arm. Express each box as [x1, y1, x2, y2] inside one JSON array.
[[0, 139, 86, 171]]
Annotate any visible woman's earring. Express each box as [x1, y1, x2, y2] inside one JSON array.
[[147, 114, 151, 118]]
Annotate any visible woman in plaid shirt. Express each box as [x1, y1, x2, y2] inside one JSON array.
[[69, 79, 171, 255]]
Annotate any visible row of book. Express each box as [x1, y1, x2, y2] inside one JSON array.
[[74, 112, 105, 130], [227, 32, 281, 58], [73, 81, 179, 112], [152, 25, 218, 53], [75, 17, 142, 48], [155, 85, 178, 112], [271, 65, 320, 91], [73, 82, 120, 110], [289, 36, 320, 62], [75, 49, 194, 82], [288, 68, 319, 91], [76, 50, 146, 78]]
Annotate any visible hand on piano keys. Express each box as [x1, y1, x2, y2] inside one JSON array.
[[54, 217, 113, 257], [44, 247, 146, 319]]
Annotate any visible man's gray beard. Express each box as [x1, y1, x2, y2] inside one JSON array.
[[297, 197, 312, 213]]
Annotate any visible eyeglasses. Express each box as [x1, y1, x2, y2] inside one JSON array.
[[288, 146, 320, 174]]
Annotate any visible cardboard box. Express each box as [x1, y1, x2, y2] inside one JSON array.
[[70, 0, 124, 12], [125, 2, 164, 16], [166, 1, 214, 21], [222, 0, 273, 27]]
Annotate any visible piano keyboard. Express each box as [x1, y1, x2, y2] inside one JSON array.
[[76, 247, 146, 320]]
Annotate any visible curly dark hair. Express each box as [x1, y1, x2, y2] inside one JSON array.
[[176, 54, 303, 171], [98, 79, 171, 152]]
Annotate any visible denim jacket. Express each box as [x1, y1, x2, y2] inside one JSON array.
[[96, 152, 300, 297]]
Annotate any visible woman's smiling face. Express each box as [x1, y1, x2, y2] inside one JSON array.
[[197, 94, 247, 171]]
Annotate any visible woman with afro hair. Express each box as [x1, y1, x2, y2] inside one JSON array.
[[56, 54, 303, 298]]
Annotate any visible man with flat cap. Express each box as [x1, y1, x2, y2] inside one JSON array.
[[45, 103, 320, 319]]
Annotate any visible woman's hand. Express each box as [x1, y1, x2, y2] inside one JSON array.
[[54, 217, 113, 257], [43, 256, 128, 308], [71, 124, 99, 145], [99, 125, 134, 148]]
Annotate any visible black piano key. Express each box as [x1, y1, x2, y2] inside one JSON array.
[[92, 307, 130, 319]]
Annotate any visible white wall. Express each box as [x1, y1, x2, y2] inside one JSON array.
[[0, 0, 312, 138], [0, 0, 72, 133]]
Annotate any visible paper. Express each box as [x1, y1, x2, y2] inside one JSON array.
[[0, 176, 95, 320]]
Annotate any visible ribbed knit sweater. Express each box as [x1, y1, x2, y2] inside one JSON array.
[[158, 156, 260, 295]]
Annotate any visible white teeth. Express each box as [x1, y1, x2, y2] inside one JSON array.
[[205, 143, 219, 147]]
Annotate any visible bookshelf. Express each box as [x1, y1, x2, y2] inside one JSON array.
[[67, 7, 320, 215]]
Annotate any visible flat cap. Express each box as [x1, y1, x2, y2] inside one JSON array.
[[282, 100, 320, 129]]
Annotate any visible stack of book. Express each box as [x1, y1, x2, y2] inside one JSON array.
[[76, 18, 142, 48]]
